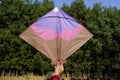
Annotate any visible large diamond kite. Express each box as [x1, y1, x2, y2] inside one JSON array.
[[19, 7, 93, 64]]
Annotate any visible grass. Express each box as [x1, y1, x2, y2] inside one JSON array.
[[0, 75, 118, 80], [0, 76, 71, 80], [0, 76, 44, 80]]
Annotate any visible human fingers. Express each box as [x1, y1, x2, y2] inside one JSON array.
[[60, 64, 64, 72]]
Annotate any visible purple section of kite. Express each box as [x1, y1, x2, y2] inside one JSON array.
[[34, 8, 80, 34], [31, 8, 84, 40]]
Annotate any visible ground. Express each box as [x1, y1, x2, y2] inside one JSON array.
[[0, 76, 71, 80]]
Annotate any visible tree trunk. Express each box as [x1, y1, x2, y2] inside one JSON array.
[[31, 72, 33, 76], [9, 70, 11, 76], [2, 69, 5, 77], [64, 71, 67, 77], [70, 72, 72, 77], [81, 71, 83, 77], [16, 70, 18, 77]]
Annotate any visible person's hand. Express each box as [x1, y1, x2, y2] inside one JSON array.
[[53, 61, 64, 76]]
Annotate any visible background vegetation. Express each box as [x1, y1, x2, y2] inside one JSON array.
[[0, 0, 120, 79]]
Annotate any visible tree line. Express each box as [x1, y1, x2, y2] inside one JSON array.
[[0, 0, 120, 79]]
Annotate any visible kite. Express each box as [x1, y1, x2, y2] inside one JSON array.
[[19, 7, 93, 65]]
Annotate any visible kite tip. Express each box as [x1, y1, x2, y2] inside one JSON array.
[[54, 7, 59, 12]]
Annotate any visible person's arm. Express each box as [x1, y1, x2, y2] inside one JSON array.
[[51, 61, 64, 80]]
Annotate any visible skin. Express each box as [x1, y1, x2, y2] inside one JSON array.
[[53, 61, 64, 76]]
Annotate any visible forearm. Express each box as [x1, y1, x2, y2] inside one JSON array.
[[51, 62, 64, 80]]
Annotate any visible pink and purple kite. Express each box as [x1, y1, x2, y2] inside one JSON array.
[[20, 7, 93, 64]]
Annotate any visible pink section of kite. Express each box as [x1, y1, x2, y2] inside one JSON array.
[[58, 25, 84, 40], [31, 24, 57, 40], [31, 24, 84, 40]]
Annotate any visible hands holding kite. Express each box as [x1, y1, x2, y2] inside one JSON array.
[[51, 61, 64, 80], [54, 61, 64, 75]]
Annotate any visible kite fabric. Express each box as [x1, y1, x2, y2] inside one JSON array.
[[19, 7, 93, 65]]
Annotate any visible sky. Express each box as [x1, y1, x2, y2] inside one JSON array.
[[39, 0, 120, 9]]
